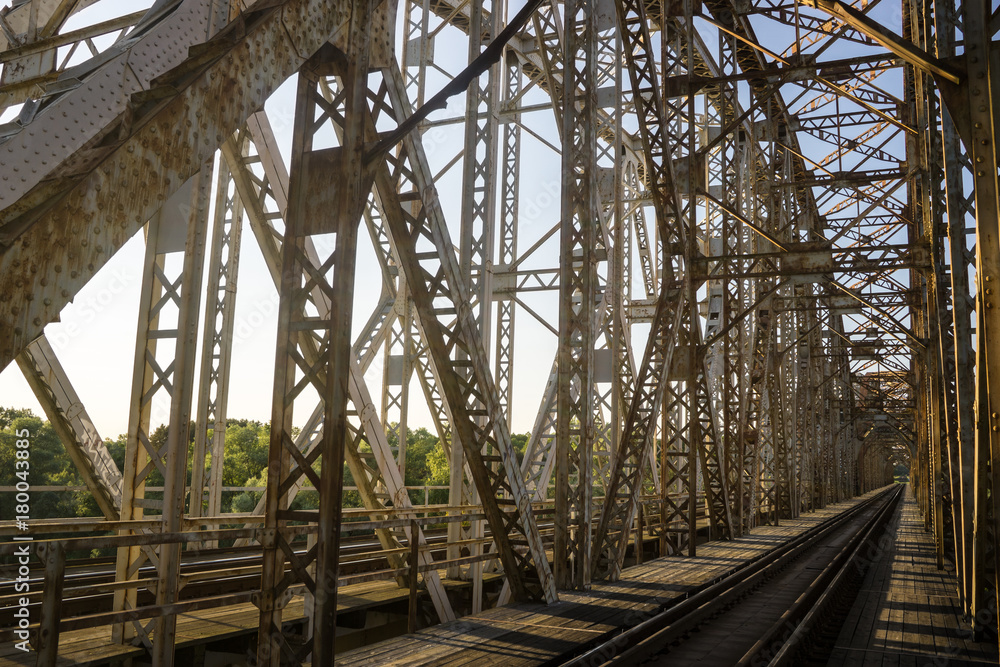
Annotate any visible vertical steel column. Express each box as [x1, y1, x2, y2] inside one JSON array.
[[706, 22, 748, 536], [112, 166, 212, 660], [951, 0, 1000, 633], [190, 145, 244, 531], [381, 292, 414, 476], [449, 0, 502, 610], [495, 36, 522, 426], [909, 0, 946, 567], [152, 163, 212, 667], [230, 109, 456, 625], [257, 19, 373, 660], [555, 0, 598, 590], [593, 0, 692, 580], [936, 0, 978, 617]]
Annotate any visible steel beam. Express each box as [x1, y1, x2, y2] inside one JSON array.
[[554, 0, 598, 591], [0, 0, 360, 370]]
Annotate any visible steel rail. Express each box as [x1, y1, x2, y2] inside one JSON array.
[[762, 484, 902, 665], [560, 485, 902, 666]]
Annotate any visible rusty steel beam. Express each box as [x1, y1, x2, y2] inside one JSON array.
[[16, 335, 122, 519], [0, 0, 366, 370]]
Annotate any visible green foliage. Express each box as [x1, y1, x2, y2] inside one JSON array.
[[222, 422, 270, 487], [0, 406, 35, 431], [0, 406, 535, 521], [0, 412, 97, 520], [224, 421, 270, 513]]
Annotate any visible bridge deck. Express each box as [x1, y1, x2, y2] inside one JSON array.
[[336, 490, 886, 666], [0, 573, 485, 666], [10, 487, 983, 666], [828, 486, 998, 667]]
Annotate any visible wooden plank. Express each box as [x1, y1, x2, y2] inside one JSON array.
[[823, 486, 998, 667], [336, 491, 887, 666]]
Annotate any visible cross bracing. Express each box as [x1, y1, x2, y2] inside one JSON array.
[[0, 0, 992, 662]]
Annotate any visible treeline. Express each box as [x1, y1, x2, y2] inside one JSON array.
[[0, 407, 532, 520]]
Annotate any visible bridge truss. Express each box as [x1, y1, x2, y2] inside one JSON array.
[[0, 0, 991, 662]]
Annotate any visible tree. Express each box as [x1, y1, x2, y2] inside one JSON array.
[[0, 406, 35, 430], [0, 411, 94, 519], [224, 421, 270, 513], [0, 406, 535, 521]]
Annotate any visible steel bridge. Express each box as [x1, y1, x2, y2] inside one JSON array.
[[0, 0, 995, 663]]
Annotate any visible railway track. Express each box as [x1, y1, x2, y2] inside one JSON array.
[[0, 528, 457, 628], [561, 485, 903, 667], [0, 499, 711, 641]]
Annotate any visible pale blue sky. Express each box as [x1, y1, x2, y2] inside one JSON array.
[[0, 0, 919, 440], [0, 0, 568, 439]]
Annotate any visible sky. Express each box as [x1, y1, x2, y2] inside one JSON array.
[[0, 0, 569, 440], [0, 0, 923, 441]]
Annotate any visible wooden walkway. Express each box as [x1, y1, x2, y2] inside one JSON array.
[[337, 489, 888, 666], [828, 486, 998, 667], [0, 573, 492, 666]]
